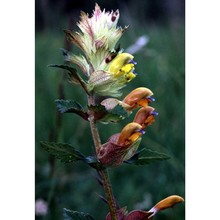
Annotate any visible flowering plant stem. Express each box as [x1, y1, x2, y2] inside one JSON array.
[[41, 5, 184, 218], [88, 94, 118, 220]]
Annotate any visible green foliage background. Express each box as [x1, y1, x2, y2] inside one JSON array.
[[35, 2, 185, 219]]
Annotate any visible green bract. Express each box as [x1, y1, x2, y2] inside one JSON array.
[[63, 4, 137, 97]]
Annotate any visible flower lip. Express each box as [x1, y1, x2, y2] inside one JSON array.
[[151, 111, 159, 116], [117, 122, 142, 145], [137, 129, 146, 135], [129, 60, 137, 65], [147, 96, 155, 102], [132, 70, 138, 75]]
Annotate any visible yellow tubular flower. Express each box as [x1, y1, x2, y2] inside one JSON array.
[[125, 195, 184, 220], [148, 195, 184, 219], [133, 106, 158, 129], [88, 52, 138, 97], [117, 122, 143, 145], [108, 53, 134, 73], [123, 87, 154, 110], [108, 53, 137, 83]]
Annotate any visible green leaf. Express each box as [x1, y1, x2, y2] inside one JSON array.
[[63, 208, 95, 220], [84, 156, 103, 170], [55, 99, 88, 120], [40, 141, 85, 163], [89, 104, 129, 124], [40, 141, 102, 169], [124, 148, 170, 165], [48, 64, 90, 95], [107, 104, 129, 121], [48, 64, 77, 75]]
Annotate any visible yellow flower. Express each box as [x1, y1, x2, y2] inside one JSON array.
[[148, 195, 184, 219], [117, 122, 143, 145], [101, 87, 154, 110], [97, 122, 144, 166], [123, 87, 154, 110], [88, 53, 138, 97], [133, 106, 158, 129], [108, 53, 136, 83]]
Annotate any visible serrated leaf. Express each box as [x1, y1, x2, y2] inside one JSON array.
[[124, 148, 170, 165], [100, 107, 129, 123], [84, 156, 102, 170], [48, 64, 90, 94], [89, 104, 129, 124], [48, 64, 80, 83], [108, 104, 129, 119], [89, 105, 107, 121], [55, 99, 88, 120], [40, 142, 85, 163], [63, 208, 95, 220], [48, 64, 77, 76]]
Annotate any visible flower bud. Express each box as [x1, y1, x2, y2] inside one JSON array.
[[64, 3, 129, 88], [148, 195, 184, 219]]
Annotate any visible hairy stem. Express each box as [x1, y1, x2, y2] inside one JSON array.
[[88, 95, 118, 220], [100, 169, 117, 220]]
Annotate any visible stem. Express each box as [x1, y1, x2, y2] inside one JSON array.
[[88, 95, 118, 220], [89, 113, 102, 153], [100, 169, 118, 220]]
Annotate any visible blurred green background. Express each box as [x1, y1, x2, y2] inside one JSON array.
[[35, 0, 185, 219]]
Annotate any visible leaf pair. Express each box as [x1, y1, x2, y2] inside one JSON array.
[[125, 148, 170, 165], [55, 99, 89, 121], [48, 64, 90, 94], [40, 141, 102, 169], [55, 99, 129, 124], [40, 141, 170, 167]]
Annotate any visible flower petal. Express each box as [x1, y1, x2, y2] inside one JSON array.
[[133, 106, 157, 129], [148, 195, 184, 219], [117, 122, 143, 145], [108, 53, 134, 74], [123, 87, 153, 110]]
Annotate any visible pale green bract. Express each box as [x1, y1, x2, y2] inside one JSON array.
[[64, 4, 137, 97]]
